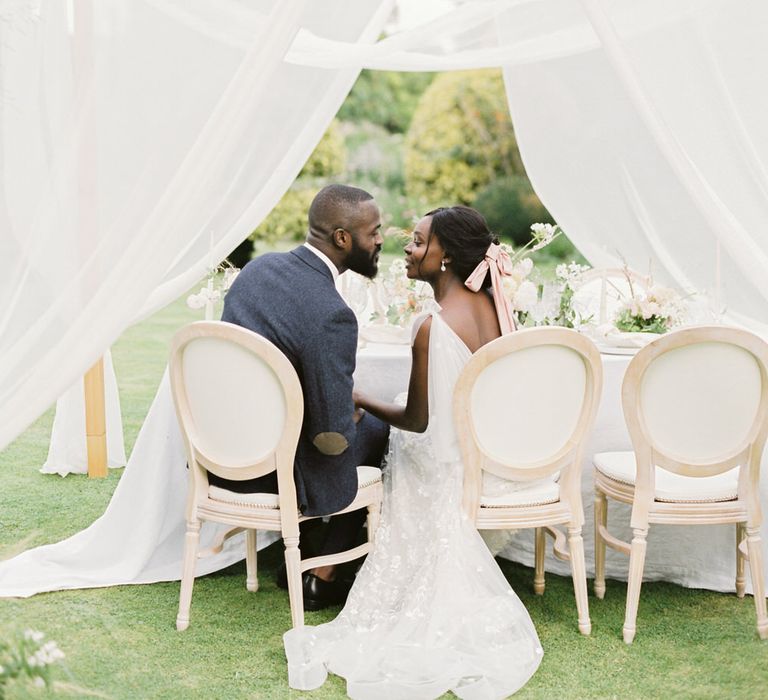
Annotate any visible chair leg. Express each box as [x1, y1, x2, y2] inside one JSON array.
[[284, 535, 304, 629], [246, 529, 258, 592], [176, 519, 201, 631], [736, 522, 746, 599], [746, 527, 768, 640], [623, 527, 648, 644], [594, 489, 608, 599], [533, 527, 546, 595], [568, 526, 591, 635]]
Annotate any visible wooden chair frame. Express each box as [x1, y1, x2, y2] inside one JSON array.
[[453, 327, 603, 635], [170, 321, 382, 631], [575, 267, 651, 325], [593, 325, 768, 643]]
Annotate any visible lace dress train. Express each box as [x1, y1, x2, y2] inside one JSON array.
[[284, 313, 543, 699]]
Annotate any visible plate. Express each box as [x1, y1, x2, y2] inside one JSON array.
[[595, 344, 640, 356]]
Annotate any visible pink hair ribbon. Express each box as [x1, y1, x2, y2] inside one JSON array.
[[464, 243, 517, 334]]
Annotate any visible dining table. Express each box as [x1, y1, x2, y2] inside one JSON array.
[[354, 337, 768, 594]]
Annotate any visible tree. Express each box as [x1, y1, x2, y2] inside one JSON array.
[[338, 70, 434, 134], [404, 69, 525, 206]]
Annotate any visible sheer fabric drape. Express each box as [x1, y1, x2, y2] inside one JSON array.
[[0, 0, 391, 451], [3, 0, 766, 452], [287, 0, 768, 334]]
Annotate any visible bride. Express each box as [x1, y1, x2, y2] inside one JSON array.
[[284, 206, 543, 699]]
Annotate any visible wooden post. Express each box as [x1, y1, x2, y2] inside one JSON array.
[[73, 1, 104, 478], [84, 357, 107, 478]]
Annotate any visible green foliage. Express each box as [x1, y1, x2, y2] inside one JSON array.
[[404, 69, 524, 206], [338, 70, 434, 133], [615, 309, 668, 333], [555, 284, 578, 328], [474, 175, 554, 247], [342, 122, 406, 193], [299, 119, 346, 178], [250, 187, 315, 245]]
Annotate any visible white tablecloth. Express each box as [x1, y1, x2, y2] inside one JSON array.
[[1, 343, 766, 597], [354, 343, 768, 594], [41, 351, 126, 477]]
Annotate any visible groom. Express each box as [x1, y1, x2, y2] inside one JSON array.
[[213, 184, 389, 610]]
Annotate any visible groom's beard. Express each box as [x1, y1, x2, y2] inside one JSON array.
[[347, 238, 380, 279]]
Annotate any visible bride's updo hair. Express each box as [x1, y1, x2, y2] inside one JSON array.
[[425, 206, 498, 289]]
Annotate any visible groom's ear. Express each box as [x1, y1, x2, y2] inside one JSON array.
[[332, 227, 349, 249]]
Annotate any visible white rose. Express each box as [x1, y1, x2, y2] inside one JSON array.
[[512, 280, 538, 312]]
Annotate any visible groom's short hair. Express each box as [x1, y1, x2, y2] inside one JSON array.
[[309, 184, 374, 237]]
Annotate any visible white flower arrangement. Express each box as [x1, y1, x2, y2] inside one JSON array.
[[499, 222, 565, 323], [555, 261, 590, 290], [614, 281, 686, 334], [500, 253, 539, 315], [529, 223, 559, 251], [549, 261, 593, 328], [186, 263, 240, 319], [370, 258, 434, 328]]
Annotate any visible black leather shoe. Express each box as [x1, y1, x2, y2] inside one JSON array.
[[301, 572, 353, 611], [275, 562, 289, 590]]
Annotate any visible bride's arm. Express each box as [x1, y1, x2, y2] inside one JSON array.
[[354, 317, 431, 433]]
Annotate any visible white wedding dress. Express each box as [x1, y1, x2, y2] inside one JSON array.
[[284, 312, 543, 700]]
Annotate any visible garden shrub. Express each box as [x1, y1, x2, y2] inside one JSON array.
[[299, 119, 346, 178], [338, 70, 434, 134], [473, 175, 554, 248], [251, 186, 316, 245], [404, 69, 525, 206]]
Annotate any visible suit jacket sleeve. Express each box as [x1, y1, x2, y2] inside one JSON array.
[[298, 303, 358, 456]]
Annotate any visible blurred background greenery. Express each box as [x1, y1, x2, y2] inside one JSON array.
[[230, 68, 586, 272]]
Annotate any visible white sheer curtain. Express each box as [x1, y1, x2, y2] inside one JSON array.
[[501, 0, 768, 332], [0, 0, 392, 452], [288, 0, 768, 333], [4, 0, 764, 453]]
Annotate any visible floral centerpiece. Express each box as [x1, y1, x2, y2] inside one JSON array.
[[369, 258, 433, 328], [553, 261, 592, 328], [186, 262, 240, 319], [614, 281, 686, 334], [500, 223, 568, 326]]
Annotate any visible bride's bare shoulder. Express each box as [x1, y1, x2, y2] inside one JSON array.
[[411, 313, 433, 349]]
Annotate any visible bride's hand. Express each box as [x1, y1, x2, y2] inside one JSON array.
[[352, 389, 367, 423]]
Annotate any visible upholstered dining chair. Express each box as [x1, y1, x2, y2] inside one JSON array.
[[453, 327, 603, 635], [593, 326, 768, 643], [169, 321, 383, 631]]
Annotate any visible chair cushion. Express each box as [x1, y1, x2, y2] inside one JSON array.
[[208, 465, 382, 509], [480, 478, 560, 508], [593, 451, 739, 503]]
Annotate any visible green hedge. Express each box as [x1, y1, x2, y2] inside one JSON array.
[[404, 69, 524, 206]]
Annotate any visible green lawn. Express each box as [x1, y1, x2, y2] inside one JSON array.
[[1, 290, 767, 699]]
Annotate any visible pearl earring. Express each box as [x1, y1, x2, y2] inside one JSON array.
[[440, 260, 446, 272]]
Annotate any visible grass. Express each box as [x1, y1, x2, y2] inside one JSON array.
[[2, 290, 768, 699]]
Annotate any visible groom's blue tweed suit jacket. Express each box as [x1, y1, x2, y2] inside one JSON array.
[[219, 245, 362, 516]]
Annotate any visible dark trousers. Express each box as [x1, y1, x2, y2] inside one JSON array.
[[207, 412, 389, 558], [311, 411, 389, 558]]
